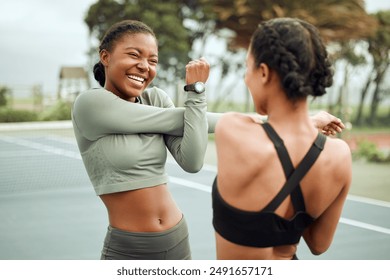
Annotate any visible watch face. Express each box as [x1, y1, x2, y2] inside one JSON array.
[[184, 82, 205, 93], [194, 82, 205, 93]]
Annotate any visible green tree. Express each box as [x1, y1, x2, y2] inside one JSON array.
[[353, 10, 390, 126], [329, 41, 367, 124], [0, 86, 11, 107], [200, 0, 377, 49], [198, 0, 378, 113], [366, 10, 390, 124]]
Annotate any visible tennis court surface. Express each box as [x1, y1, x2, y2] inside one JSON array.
[[0, 121, 389, 259]]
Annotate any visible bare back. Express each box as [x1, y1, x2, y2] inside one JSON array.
[[214, 112, 352, 259]]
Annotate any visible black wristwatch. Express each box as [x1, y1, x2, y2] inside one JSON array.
[[184, 82, 205, 94]]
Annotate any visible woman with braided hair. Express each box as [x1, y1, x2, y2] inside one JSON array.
[[212, 18, 352, 260]]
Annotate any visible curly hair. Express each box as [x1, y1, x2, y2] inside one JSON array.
[[250, 18, 333, 101], [93, 20, 157, 87]]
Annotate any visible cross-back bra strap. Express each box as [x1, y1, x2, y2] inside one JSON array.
[[261, 123, 305, 211], [264, 132, 326, 211], [261, 123, 293, 177]]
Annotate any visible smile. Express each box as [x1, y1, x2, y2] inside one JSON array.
[[127, 75, 145, 84]]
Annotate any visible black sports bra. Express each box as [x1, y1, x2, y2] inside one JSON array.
[[212, 123, 326, 247]]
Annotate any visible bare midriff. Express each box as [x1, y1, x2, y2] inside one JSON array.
[[215, 233, 298, 260], [99, 184, 182, 232]]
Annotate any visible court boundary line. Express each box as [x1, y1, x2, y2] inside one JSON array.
[[340, 218, 390, 235], [346, 194, 390, 208], [0, 121, 72, 131]]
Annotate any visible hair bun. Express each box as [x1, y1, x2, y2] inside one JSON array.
[[93, 62, 105, 87]]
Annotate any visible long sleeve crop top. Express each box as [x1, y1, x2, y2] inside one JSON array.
[[72, 86, 221, 195]]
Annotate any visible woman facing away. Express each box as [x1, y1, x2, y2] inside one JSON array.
[[212, 18, 352, 260], [72, 19, 345, 260]]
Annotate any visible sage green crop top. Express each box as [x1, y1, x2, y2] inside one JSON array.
[[72, 86, 220, 195]]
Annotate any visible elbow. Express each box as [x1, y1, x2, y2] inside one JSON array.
[[182, 161, 204, 173], [308, 245, 328, 256], [306, 240, 331, 256], [304, 230, 331, 256]]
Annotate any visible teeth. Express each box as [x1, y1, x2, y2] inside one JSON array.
[[128, 75, 145, 83]]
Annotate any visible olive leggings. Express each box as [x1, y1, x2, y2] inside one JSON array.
[[100, 216, 191, 260]]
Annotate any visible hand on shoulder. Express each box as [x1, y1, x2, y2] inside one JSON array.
[[311, 111, 345, 136]]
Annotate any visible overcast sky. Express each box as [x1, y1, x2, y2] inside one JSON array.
[[0, 0, 389, 96]]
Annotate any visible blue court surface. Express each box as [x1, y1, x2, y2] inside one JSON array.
[[0, 121, 389, 260]]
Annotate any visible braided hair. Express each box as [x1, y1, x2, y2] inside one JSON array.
[[93, 20, 157, 87], [250, 18, 333, 101]]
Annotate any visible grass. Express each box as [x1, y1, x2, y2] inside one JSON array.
[[347, 126, 390, 134], [350, 160, 390, 202]]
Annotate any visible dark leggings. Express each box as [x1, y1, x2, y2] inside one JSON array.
[[101, 216, 191, 260]]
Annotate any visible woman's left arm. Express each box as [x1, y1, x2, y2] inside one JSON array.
[[163, 91, 208, 173]]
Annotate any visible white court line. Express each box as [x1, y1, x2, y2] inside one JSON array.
[[0, 120, 72, 131], [2, 135, 390, 235], [340, 218, 390, 235], [0, 136, 81, 160], [347, 194, 390, 208], [169, 176, 211, 193]]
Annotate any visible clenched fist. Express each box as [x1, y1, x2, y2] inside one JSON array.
[[185, 57, 210, 85]]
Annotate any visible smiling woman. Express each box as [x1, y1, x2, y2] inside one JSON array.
[[95, 21, 159, 102], [72, 19, 219, 260]]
